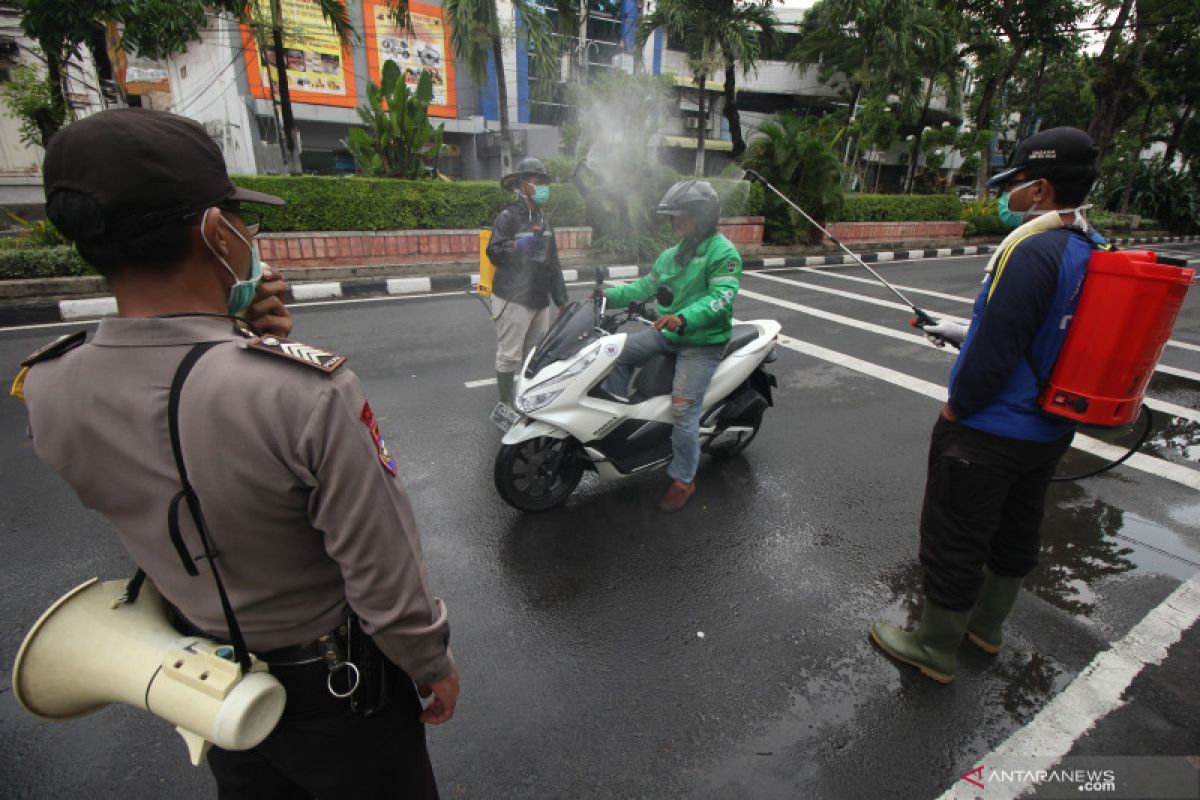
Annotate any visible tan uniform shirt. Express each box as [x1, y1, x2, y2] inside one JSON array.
[[22, 316, 453, 686]]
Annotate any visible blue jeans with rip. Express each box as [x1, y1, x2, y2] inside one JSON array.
[[602, 328, 723, 484]]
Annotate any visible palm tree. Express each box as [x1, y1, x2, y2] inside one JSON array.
[[901, 10, 964, 192], [394, 0, 575, 177], [743, 112, 844, 243], [635, 0, 777, 173], [789, 0, 939, 169]]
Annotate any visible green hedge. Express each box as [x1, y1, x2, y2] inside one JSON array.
[[831, 193, 962, 222], [0, 245, 93, 279], [233, 175, 587, 232]]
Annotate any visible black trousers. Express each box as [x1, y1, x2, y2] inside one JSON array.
[[207, 659, 438, 800], [918, 415, 1073, 612]]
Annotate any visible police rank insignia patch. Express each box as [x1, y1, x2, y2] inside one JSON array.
[[247, 336, 346, 372], [360, 402, 398, 476]]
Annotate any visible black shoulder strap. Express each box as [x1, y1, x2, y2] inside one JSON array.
[[165, 342, 252, 673]]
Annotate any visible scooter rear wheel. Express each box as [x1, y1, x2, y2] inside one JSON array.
[[495, 437, 584, 511]]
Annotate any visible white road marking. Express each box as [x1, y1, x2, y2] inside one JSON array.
[[745, 272, 971, 322], [753, 326, 1200, 490], [739, 289, 1200, 425], [1156, 363, 1200, 382], [1166, 339, 1200, 353], [59, 297, 117, 320], [935, 575, 1200, 800], [739, 288, 954, 346], [792, 267, 977, 305], [744, 271, 1200, 382], [290, 282, 342, 301], [465, 377, 497, 388]]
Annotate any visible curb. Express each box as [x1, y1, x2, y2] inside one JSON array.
[[2, 235, 1196, 329]]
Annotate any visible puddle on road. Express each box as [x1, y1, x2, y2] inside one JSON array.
[[872, 483, 1197, 621], [1142, 414, 1200, 464], [992, 651, 1067, 725], [1035, 484, 1200, 613]]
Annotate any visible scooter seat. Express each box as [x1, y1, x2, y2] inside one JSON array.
[[721, 324, 758, 358]]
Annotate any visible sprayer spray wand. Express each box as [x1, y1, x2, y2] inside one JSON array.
[[743, 170, 937, 329]]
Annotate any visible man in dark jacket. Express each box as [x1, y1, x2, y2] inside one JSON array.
[[870, 127, 1105, 684], [485, 157, 568, 406]]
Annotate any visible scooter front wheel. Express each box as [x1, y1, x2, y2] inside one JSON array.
[[494, 437, 584, 511]]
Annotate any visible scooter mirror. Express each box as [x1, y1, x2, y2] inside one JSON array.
[[655, 285, 675, 307]]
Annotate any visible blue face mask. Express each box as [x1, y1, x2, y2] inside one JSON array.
[[997, 179, 1041, 229], [201, 209, 263, 316], [532, 185, 550, 206]]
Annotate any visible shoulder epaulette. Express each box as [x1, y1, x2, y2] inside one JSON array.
[[11, 330, 86, 402], [20, 330, 87, 367], [246, 335, 346, 373]]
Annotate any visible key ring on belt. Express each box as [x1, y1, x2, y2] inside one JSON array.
[[317, 629, 360, 699]]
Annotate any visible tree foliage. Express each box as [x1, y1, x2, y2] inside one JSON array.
[[635, 0, 778, 166], [742, 112, 845, 243], [343, 61, 445, 178], [1, 63, 65, 149]]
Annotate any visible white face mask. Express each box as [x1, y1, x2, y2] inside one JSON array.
[[199, 208, 262, 315]]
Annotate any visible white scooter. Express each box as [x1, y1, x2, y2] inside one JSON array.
[[492, 275, 780, 511]]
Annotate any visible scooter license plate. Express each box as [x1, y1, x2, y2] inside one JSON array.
[[490, 402, 522, 432]]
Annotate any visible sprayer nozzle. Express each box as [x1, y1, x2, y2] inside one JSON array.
[[743, 169, 763, 183]]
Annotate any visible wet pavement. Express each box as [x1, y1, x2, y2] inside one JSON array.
[[1, 244, 1198, 798]]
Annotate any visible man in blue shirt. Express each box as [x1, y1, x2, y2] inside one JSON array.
[[871, 128, 1104, 684]]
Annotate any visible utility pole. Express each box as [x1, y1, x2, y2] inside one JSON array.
[[578, 0, 590, 83]]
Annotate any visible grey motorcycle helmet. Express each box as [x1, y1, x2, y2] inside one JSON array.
[[501, 156, 552, 191], [656, 179, 721, 234]]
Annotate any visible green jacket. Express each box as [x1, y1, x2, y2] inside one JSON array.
[[604, 232, 742, 346]]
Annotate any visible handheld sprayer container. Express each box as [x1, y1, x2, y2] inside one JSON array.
[[1041, 249, 1194, 426]]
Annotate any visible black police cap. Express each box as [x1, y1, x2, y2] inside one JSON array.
[[44, 108, 284, 242], [988, 127, 1099, 190]]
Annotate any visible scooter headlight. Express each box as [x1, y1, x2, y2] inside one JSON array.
[[515, 344, 601, 413]]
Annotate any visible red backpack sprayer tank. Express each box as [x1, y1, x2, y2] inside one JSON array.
[[1039, 248, 1193, 426], [740, 169, 1195, 476]]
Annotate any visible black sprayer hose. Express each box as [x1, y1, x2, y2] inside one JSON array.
[[1051, 406, 1156, 482]]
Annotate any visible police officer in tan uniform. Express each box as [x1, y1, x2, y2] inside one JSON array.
[[15, 108, 459, 798]]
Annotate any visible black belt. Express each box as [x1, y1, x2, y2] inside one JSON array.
[[171, 609, 345, 668]]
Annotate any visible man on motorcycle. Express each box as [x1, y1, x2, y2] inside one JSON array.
[[486, 156, 569, 408], [600, 180, 742, 512]]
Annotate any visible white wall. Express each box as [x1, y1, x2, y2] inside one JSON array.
[[165, 13, 257, 175]]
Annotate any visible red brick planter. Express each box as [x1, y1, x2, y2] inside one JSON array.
[[824, 221, 965, 243], [718, 216, 766, 247], [259, 226, 593, 270]]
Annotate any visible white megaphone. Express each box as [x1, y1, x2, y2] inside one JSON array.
[[12, 578, 287, 765]]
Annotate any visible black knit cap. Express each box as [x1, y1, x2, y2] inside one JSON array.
[[988, 127, 1099, 190], [44, 108, 283, 242]]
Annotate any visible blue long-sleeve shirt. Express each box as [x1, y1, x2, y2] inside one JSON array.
[[948, 227, 1104, 442]]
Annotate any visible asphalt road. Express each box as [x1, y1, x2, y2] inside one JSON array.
[[1, 244, 1198, 799]]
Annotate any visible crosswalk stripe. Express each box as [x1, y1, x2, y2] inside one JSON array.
[[743, 271, 1200, 383], [737, 287, 1200, 426], [752, 328, 1200, 491]]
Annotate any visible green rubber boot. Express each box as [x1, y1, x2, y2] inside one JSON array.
[[966, 568, 1024, 655], [496, 371, 515, 406], [870, 601, 971, 685]]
